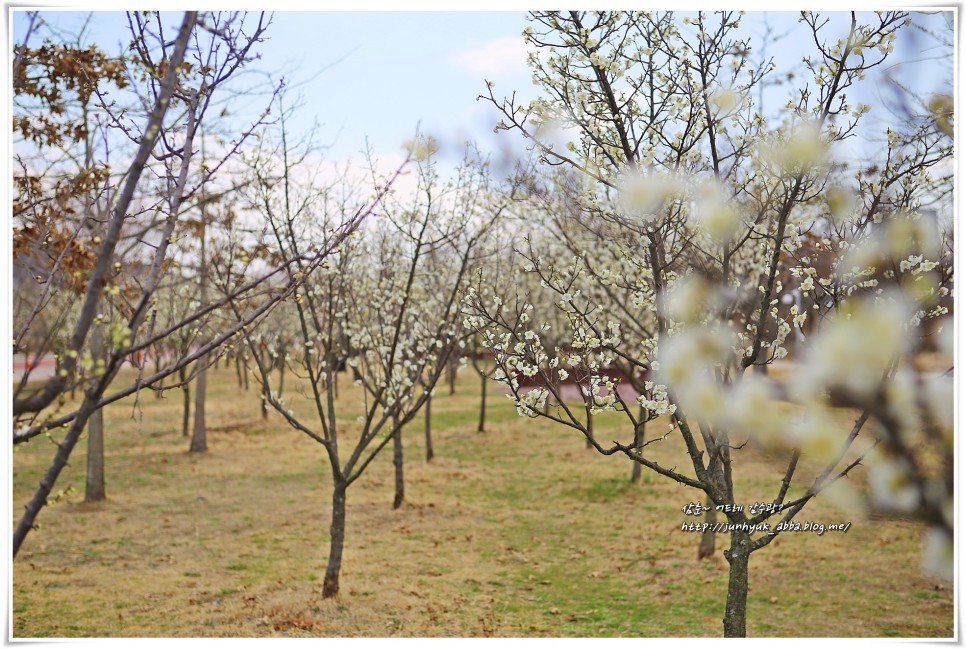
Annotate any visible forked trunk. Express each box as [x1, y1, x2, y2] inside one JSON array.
[[322, 480, 347, 598], [723, 530, 751, 637]]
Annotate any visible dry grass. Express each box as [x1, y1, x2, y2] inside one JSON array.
[[11, 366, 953, 638]]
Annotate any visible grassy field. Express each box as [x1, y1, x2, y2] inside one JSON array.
[[11, 365, 953, 638]]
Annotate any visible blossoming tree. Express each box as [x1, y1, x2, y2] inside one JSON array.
[[10, 11, 396, 561], [463, 10, 952, 637], [242, 128, 513, 597]]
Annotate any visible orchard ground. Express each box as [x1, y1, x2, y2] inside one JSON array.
[[12, 364, 953, 637]]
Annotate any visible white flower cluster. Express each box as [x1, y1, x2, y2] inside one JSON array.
[[516, 387, 549, 417], [584, 375, 617, 415], [636, 381, 676, 417]]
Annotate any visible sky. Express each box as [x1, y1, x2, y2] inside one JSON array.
[[11, 8, 954, 177], [259, 12, 535, 161], [11, 10, 538, 170]]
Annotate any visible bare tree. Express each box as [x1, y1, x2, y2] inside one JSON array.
[[11, 11, 296, 557]]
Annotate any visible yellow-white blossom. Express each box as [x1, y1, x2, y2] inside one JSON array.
[[617, 169, 683, 223]]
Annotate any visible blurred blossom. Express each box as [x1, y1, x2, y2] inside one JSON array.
[[844, 214, 941, 275], [795, 292, 914, 401], [656, 326, 737, 424], [720, 374, 784, 443], [936, 317, 953, 360], [678, 379, 727, 423], [692, 179, 742, 242], [708, 85, 742, 114], [900, 270, 942, 306], [921, 527, 954, 582], [824, 186, 857, 225], [655, 326, 734, 391], [532, 112, 570, 144], [924, 374, 954, 437], [762, 122, 827, 175], [402, 135, 439, 162], [784, 407, 842, 464], [617, 169, 683, 223], [664, 275, 711, 324], [868, 453, 920, 513], [820, 479, 868, 520], [927, 94, 953, 137], [883, 367, 921, 442]]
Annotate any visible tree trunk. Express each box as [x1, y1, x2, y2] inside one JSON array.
[[393, 425, 405, 509], [722, 530, 751, 637], [447, 356, 457, 395], [631, 406, 645, 484], [277, 353, 285, 397], [698, 500, 717, 560], [182, 384, 191, 437], [189, 355, 208, 453], [259, 347, 269, 419], [235, 355, 244, 388], [333, 362, 339, 399], [179, 364, 191, 437], [85, 406, 106, 501], [477, 370, 486, 433], [585, 404, 593, 449], [154, 352, 164, 398], [322, 479, 347, 598], [424, 394, 434, 462], [84, 326, 107, 502]]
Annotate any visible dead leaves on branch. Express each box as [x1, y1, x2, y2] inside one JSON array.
[[13, 42, 128, 148]]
